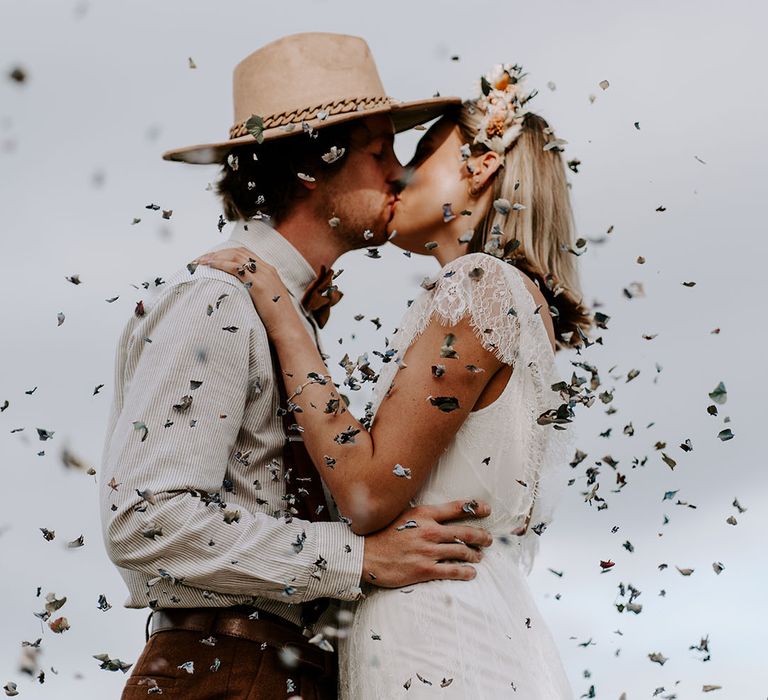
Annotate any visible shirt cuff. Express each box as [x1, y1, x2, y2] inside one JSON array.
[[305, 521, 364, 602]]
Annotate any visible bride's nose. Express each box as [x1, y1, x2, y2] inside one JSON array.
[[392, 165, 416, 194]]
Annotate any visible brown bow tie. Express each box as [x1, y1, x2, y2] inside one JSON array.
[[300, 266, 343, 329]]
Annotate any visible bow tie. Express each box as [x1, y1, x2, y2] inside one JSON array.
[[300, 266, 343, 329]]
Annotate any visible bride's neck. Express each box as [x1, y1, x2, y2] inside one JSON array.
[[430, 216, 484, 267], [432, 237, 470, 267], [431, 196, 492, 267]]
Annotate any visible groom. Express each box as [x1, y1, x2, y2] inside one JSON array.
[[101, 33, 493, 699]]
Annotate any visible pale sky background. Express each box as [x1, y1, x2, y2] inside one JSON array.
[[1, 0, 765, 698]]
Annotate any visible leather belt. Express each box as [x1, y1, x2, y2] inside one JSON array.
[[150, 607, 335, 675]]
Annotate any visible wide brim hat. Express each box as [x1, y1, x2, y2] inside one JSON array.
[[162, 32, 461, 164]]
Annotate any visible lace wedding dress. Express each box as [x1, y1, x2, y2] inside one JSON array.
[[338, 253, 576, 699]]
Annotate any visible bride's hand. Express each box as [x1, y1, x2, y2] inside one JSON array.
[[194, 248, 292, 335]]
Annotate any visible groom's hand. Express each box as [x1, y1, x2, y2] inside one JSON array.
[[360, 499, 493, 588]]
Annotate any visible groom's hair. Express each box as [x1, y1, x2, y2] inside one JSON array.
[[215, 122, 356, 225]]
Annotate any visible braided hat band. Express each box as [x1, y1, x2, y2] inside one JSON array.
[[228, 96, 394, 139]]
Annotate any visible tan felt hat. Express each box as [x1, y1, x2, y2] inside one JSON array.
[[162, 32, 461, 164]]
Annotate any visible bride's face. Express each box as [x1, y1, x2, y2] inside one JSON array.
[[388, 118, 472, 254]]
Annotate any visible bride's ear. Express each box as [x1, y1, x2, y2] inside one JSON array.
[[467, 151, 502, 196]]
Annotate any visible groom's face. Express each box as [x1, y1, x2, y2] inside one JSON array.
[[314, 115, 403, 249]]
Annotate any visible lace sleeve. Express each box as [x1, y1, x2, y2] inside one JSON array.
[[372, 254, 535, 412], [427, 253, 529, 366]]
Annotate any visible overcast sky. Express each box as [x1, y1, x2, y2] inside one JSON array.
[[1, 0, 766, 697]]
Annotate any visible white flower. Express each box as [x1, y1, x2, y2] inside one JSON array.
[[473, 63, 534, 154]]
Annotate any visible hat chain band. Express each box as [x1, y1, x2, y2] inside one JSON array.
[[228, 95, 395, 139]]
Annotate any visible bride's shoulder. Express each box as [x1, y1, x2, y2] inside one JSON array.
[[439, 252, 506, 276], [433, 254, 553, 337], [436, 253, 535, 298]]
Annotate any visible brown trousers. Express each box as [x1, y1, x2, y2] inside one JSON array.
[[121, 628, 337, 699]]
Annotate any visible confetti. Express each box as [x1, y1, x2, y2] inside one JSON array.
[[321, 146, 345, 163], [396, 519, 418, 531], [392, 464, 412, 479], [440, 333, 458, 359], [428, 396, 460, 412], [708, 382, 727, 405], [8, 66, 27, 83], [93, 653, 132, 672], [48, 617, 70, 633], [245, 114, 265, 144], [493, 198, 511, 215]]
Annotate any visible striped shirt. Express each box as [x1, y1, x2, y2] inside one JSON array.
[[99, 219, 364, 630]]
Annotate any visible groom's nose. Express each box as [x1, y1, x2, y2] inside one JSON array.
[[384, 150, 406, 194]]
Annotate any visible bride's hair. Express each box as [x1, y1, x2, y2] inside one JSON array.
[[455, 103, 593, 350]]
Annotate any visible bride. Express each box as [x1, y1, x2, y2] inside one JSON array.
[[198, 64, 592, 698]]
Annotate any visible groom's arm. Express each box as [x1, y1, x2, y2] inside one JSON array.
[[101, 274, 363, 603]]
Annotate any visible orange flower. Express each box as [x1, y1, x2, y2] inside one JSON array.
[[485, 112, 508, 138]]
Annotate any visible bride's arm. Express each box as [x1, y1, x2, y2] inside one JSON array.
[[194, 248, 505, 535], [272, 310, 504, 534]]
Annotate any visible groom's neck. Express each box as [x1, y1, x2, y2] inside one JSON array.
[[276, 209, 346, 278]]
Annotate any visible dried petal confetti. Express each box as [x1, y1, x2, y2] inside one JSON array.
[[428, 395, 460, 412], [245, 114, 265, 143], [48, 617, 70, 633], [392, 464, 412, 479], [93, 653, 133, 673]]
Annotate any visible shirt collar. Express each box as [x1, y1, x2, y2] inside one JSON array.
[[227, 218, 316, 301]]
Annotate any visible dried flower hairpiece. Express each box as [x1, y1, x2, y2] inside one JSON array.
[[472, 64, 538, 154]]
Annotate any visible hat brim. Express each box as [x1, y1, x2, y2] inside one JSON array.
[[161, 95, 461, 164]]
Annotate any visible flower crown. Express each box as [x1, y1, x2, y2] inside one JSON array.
[[472, 64, 538, 154]]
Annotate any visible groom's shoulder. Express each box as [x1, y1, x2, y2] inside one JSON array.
[[138, 263, 261, 327], [165, 263, 248, 294]]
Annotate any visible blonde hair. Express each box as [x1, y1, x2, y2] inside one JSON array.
[[455, 105, 592, 350]]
